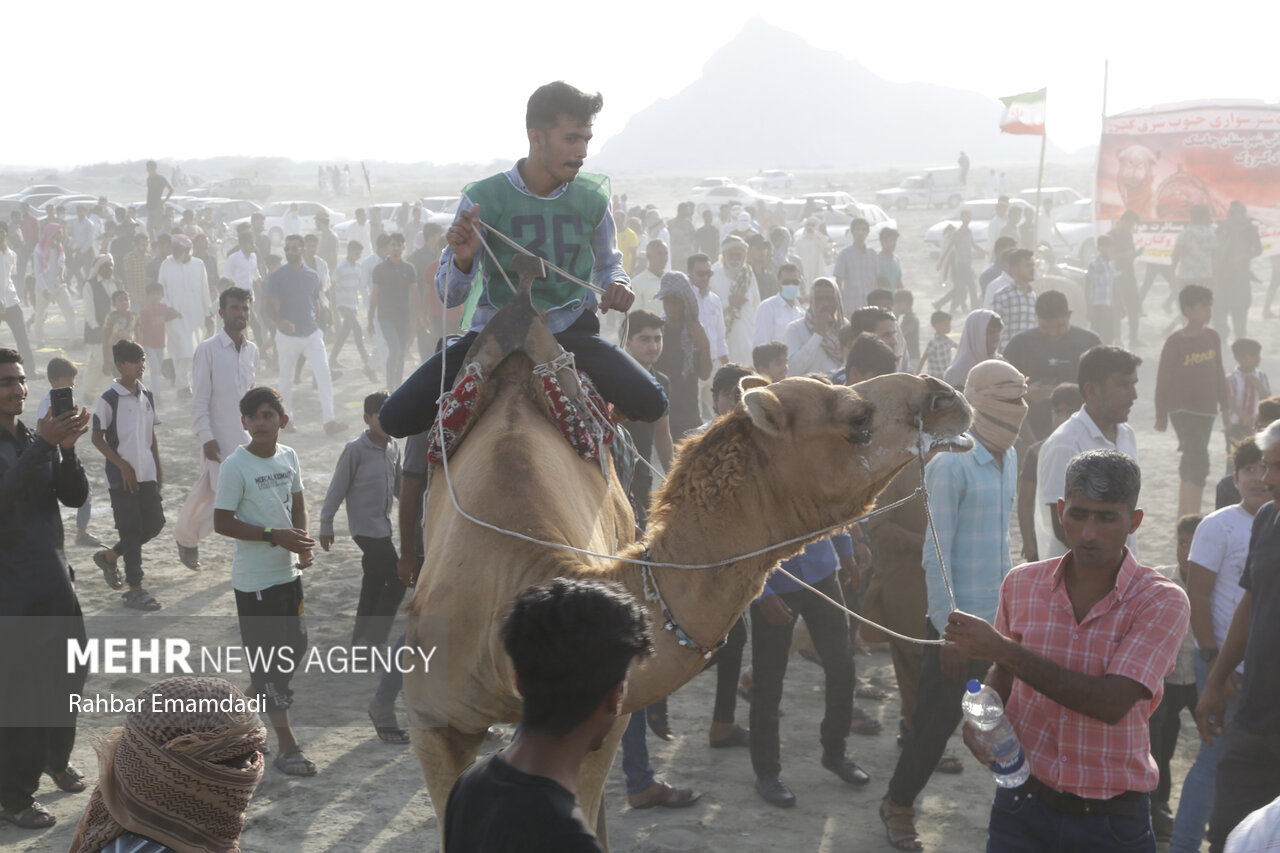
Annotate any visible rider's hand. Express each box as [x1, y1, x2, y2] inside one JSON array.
[[447, 205, 483, 274], [599, 281, 634, 314]]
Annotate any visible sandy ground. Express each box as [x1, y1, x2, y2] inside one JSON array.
[[2, 161, 1270, 851]]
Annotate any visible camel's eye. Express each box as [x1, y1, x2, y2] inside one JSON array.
[[845, 411, 873, 445]]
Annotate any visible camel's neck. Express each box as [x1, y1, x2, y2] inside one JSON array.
[[628, 491, 845, 655]]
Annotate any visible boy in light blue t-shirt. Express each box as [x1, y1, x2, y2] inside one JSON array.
[[213, 386, 319, 777]]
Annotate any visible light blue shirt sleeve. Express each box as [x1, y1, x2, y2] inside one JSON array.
[[832, 530, 854, 559], [923, 453, 963, 634], [590, 205, 627, 290], [436, 193, 478, 307]]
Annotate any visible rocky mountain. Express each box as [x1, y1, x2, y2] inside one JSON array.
[[595, 18, 1062, 171]]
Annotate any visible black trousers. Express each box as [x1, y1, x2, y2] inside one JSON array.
[[749, 572, 854, 780], [329, 306, 371, 367], [887, 622, 991, 806], [1208, 723, 1280, 852], [379, 310, 668, 438], [708, 616, 748, 724], [1148, 680, 1197, 805], [1170, 411, 1215, 487], [351, 535, 406, 646], [0, 725, 76, 812], [234, 578, 307, 714], [109, 481, 166, 587]]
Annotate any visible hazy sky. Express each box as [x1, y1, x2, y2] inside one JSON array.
[[10, 0, 1275, 168]]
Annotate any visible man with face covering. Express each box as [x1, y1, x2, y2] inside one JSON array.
[[69, 676, 267, 853], [880, 359, 1028, 852]]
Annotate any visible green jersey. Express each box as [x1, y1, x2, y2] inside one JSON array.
[[463, 170, 612, 315]]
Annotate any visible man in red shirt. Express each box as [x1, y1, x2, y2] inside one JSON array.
[[947, 449, 1189, 852]]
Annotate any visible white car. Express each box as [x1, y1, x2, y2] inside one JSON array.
[[1016, 187, 1084, 211], [693, 176, 735, 189], [875, 169, 969, 210], [923, 198, 1037, 253], [420, 196, 460, 215], [746, 170, 794, 191], [229, 200, 344, 244], [1043, 199, 1098, 263], [802, 191, 858, 210], [801, 203, 899, 251], [688, 184, 779, 214]]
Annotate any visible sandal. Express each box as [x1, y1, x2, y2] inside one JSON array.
[[709, 724, 750, 749], [936, 753, 965, 774], [880, 796, 923, 851], [627, 781, 702, 810], [274, 746, 317, 776], [0, 803, 57, 829], [178, 544, 201, 571], [850, 706, 883, 736], [367, 706, 410, 745], [94, 550, 123, 589], [856, 681, 889, 701], [47, 765, 86, 793], [123, 589, 161, 611]]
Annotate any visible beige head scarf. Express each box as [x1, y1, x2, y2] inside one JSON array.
[[964, 359, 1028, 453], [69, 677, 267, 853]]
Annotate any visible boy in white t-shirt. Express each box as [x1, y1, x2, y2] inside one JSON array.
[[1171, 439, 1272, 849], [91, 341, 164, 611], [214, 386, 319, 777]]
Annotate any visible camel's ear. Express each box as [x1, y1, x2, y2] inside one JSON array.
[[740, 375, 770, 393], [743, 387, 788, 436]]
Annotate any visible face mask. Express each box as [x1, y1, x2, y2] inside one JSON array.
[[780, 284, 800, 301]]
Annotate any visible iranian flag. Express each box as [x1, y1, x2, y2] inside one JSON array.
[[999, 88, 1047, 135]]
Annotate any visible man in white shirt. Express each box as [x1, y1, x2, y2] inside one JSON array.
[[710, 235, 759, 366], [630, 239, 667, 313], [0, 224, 33, 365], [833, 219, 878, 311], [173, 286, 258, 569], [345, 208, 372, 254], [987, 197, 1010, 257], [754, 263, 804, 348], [158, 234, 213, 396], [68, 206, 98, 289], [223, 229, 260, 291], [1171, 439, 1271, 850], [1035, 345, 1141, 560], [687, 252, 728, 420], [793, 217, 831, 284]]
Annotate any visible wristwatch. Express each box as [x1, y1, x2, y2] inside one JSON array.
[[261, 527, 276, 546], [1200, 647, 1219, 663]]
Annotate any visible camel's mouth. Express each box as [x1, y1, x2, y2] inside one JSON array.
[[924, 433, 974, 453]]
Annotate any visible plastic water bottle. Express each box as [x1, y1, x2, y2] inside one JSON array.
[[961, 679, 1030, 788]]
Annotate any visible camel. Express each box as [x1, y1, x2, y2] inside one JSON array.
[[402, 277, 973, 850]]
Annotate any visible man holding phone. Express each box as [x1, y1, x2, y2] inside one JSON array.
[[0, 346, 94, 829]]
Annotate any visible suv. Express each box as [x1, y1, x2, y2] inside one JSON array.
[[875, 167, 969, 210]]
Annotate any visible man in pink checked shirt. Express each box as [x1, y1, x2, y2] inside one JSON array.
[[946, 449, 1189, 853]]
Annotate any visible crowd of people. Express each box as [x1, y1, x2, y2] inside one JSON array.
[[2, 80, 1279, 852]]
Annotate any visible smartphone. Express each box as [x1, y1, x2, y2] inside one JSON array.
[[49, 386, 75, 418]]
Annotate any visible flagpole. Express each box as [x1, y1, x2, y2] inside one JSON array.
[[1033, 130, 1047, 248]]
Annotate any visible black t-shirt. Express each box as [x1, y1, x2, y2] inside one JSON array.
[[1003, 325, 1101, 440], [653, 334, 700, 439], [444, 753, 602, 853], [146, 173, 169, 208], [625, 368, 669, 526], [1235, 502, 1280, 736], [372, 259, 416, 319]]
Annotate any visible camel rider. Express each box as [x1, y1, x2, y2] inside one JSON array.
[[380, 82, 668, 438]]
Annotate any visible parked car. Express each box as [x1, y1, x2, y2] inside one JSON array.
[[746, 169, 794, 191], [693, 176, 735, 189], [923, 198, 1037, 253], [228, 200, 344, 244], [1016, 186, 1084, 210], [688, 184, 780, 213], [4, 184, 74, 202], [875, 167, 970, 210], [186, 177, 272, 202], [1043, 198, 1098, 263], [801, 191, 858, 210], [420, 196, 460, 215]]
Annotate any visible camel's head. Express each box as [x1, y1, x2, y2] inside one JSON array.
[[738, 372, 972, 515]]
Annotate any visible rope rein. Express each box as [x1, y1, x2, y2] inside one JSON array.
[[431, 220, 960, 647]]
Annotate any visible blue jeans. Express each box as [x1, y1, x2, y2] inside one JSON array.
[[621, 709, 655, 795], [378, 310, 667, 438], [373, 632, 406, 709], [1170, 655, 1238, 852], [987, 784, 1154, 852]]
